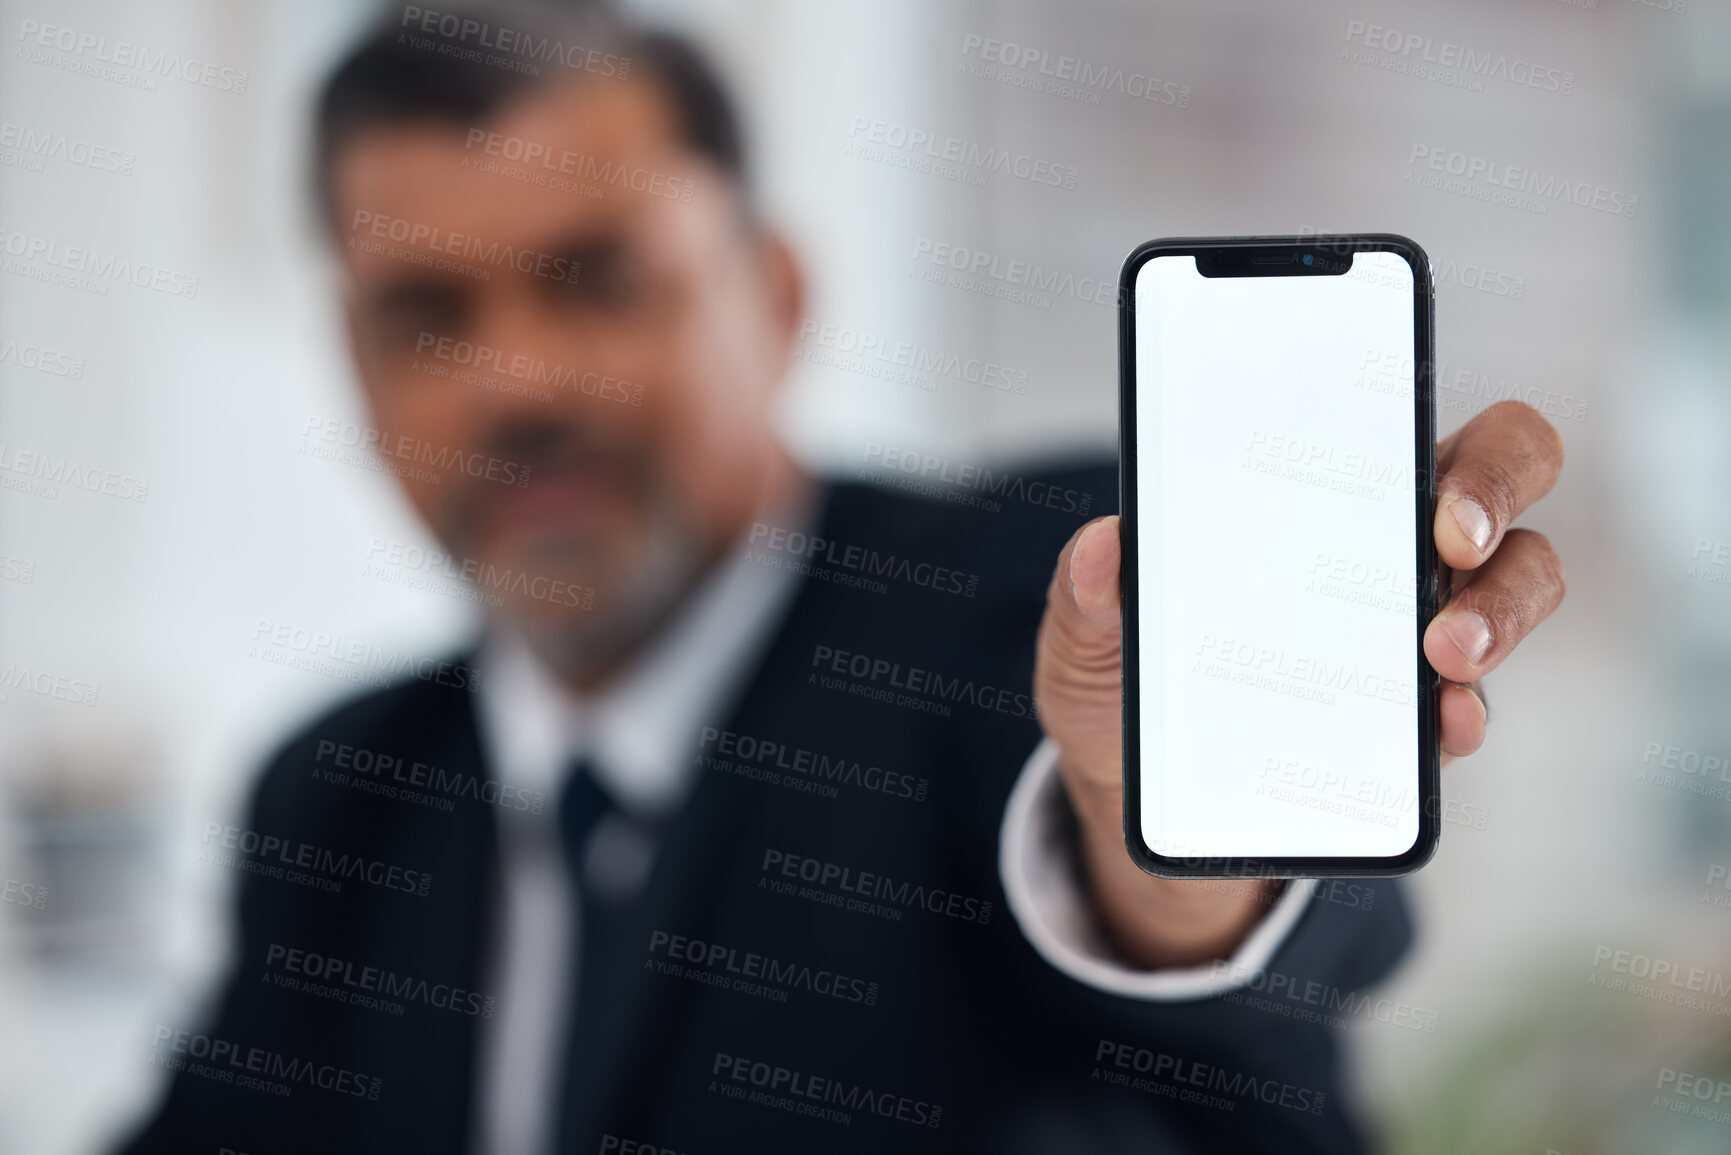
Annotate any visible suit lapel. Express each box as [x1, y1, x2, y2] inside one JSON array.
[[350, 673, 501, 1152]]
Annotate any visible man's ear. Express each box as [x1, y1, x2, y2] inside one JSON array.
[[755, 230, 806, 367]]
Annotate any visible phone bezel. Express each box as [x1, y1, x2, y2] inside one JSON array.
[[1118, 234, 1441, 880]]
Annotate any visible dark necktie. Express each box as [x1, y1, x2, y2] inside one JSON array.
[[552, 757, 651, 1151], [557, 758, 614, 881]]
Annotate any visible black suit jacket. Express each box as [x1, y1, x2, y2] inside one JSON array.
[[119, 463, 1410, 1155]]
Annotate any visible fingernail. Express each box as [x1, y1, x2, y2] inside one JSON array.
[[1442, 610, 1492, 665], [1449, 496, 1493, 556]]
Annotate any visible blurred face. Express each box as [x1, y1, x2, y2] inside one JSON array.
[[331, 76, 804, 687]]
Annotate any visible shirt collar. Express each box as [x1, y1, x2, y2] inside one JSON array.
[[474, 483, 818, 821]]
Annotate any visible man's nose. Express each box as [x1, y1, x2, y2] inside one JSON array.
[[460, 299, 637, 423], [457, 306, 588, 418]]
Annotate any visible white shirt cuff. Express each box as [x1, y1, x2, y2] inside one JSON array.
[[998, 736, 1316, 1001]]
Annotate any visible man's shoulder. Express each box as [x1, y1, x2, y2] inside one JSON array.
[[275, 667, 477, 756], [822, 454, 1116, 603], [829, 455, 1115, 524], [245, 661, 484, 831]]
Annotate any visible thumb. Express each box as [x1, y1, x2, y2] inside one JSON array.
[[1064, 515, 1122, 629], [1036, 516, 1125, 796]]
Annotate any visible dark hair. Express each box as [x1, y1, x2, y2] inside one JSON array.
[[312, 1, 748, 231]]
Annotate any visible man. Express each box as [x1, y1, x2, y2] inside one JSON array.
[[118, 4, 1565, 1153]]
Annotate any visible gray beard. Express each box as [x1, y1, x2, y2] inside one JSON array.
[[507, 495, 712, 686]]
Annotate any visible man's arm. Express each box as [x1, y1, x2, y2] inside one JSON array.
[[1034, 399, 1566, 968]]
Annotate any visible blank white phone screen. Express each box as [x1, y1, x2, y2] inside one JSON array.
[[1134, 251, 1421, 860]]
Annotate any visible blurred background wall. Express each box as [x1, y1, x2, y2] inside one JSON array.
[[1, 0, 1727, 1151]]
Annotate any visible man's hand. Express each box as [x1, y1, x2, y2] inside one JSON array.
[[1033, 400, 1566, 969]]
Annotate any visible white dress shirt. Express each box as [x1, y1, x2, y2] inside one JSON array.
[[468, 488, 1314, 1155]]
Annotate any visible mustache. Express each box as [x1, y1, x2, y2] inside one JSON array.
[[479, 418, 645, 480], [439, 418, 652, 549]]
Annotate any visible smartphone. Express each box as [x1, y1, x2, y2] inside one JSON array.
[[1118, 234, 1440, 878]]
